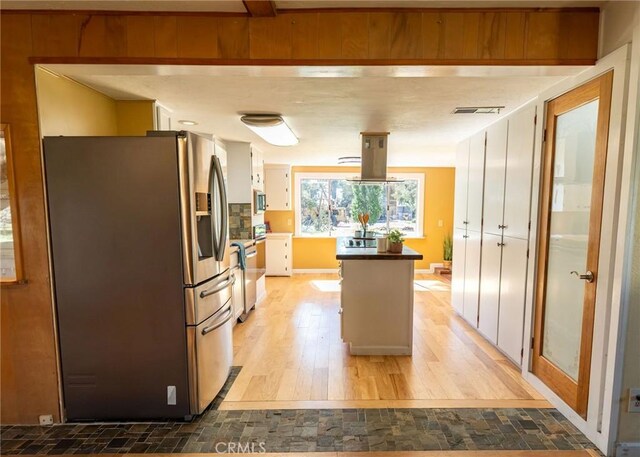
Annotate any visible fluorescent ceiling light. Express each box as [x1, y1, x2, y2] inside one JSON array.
[[240, 114, 298, 147], [178, 119, 198, 126]]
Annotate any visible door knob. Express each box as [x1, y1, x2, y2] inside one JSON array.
[[570, 270, 595, 283]]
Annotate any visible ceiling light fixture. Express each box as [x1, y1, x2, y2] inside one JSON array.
[[178, 120, 198, 126], [240, 114, 298, 147]]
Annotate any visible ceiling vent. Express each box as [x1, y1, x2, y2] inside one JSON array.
[[453, 106, 505, 114]]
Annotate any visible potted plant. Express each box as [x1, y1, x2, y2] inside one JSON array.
[[443, 234, 453, 269], [386, 229, 405, 253]]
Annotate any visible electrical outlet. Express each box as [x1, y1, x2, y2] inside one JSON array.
[[39, 415, 53, 426], [287, 219, 292, 226], [438, 219, 444, 227], [629, 388, 640, 413], [167, 385, 177, 405]]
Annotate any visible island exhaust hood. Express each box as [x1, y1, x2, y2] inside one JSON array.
[[349, 132, 401, 183]]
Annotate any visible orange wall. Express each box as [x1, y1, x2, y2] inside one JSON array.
[[265, 165, 455, 270]]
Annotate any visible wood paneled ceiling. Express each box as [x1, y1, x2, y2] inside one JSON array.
[[1, 0, 605, 14]]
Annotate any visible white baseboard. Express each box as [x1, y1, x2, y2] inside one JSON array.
[[416, 263, 444, 274], [617, 443, 640, 457], [292, 269, 338, 274]]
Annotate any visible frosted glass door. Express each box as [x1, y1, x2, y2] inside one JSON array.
[[532, 72, 612, 417]]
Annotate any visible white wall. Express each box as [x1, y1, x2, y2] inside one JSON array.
[[599, 1, 640, 58]]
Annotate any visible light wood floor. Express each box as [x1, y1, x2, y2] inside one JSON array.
[[224, 274, 547, 410]]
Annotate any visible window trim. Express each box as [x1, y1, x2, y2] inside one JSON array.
[[294, 172, 425, 238]]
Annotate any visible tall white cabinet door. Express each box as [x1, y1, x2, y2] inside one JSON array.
[[265, 166, 291, 211], [483, 120, 508, 236], [503, 104, 536, 240], [454, 139, 470, 230], [467, 131, 486, 232], [478, 233, 503, 343], [462, 230, 482, 327], [497, 236, 528, 364], [451, 228, 467, 315]]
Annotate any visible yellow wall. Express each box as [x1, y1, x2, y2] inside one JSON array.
[[115, 100, 155, 136], [36, 68, 155, 137], [265, 165, 455, 270], [36, 68, 118, 136]]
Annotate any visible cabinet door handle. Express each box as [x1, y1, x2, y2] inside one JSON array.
[[498, 224, 507, 229], [463, 221, 469, 225], [463, 235, 469, 239], [497, 242, 505, 247]]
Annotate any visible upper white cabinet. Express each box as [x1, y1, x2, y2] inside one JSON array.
[[227, 141, 264, 200], [454, 140, 470, 230], [467, 131, 486, 232], [264, 165, 291, 211], [503, 104, 537, 240], [252, 147, 265, 192], [483, 120, 509, 236]]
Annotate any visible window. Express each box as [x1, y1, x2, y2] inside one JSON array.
[[0, 124, 23, 283], [296, 173, 424, 237]]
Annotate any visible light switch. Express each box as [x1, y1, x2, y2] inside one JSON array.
[[629, 388, 640, 413], [287, 219, 292, 226], [438, 219, 443, 227]]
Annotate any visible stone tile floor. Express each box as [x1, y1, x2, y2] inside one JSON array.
[[0, 368, 597, 455]]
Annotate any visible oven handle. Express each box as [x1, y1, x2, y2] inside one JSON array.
[[199, 274, 236, 299], [245, 251, 258, 259], [201, 308, 233, 335]]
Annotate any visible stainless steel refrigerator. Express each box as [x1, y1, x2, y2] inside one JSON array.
[[44, 131, 234, 421]]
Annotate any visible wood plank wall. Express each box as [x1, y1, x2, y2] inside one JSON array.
[[0, 8, 598, 425]]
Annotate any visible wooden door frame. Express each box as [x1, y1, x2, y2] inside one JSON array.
[[531, 71, 613, 418]]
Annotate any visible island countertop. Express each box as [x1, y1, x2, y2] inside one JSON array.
[[336, 243, 423, 260]]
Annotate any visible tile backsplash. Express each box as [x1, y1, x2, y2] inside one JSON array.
[[229, 203, 252, 239]]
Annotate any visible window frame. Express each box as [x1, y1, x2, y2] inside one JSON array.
[[0, 124, 25, 285], [294, 172, 425, 238]]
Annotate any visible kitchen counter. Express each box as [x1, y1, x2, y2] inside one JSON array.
[[336, 244, 423, 260], [337, 239, 422, 356]]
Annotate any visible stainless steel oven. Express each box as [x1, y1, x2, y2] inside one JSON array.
[[253, 190, 266, 214], [244, 243, 258, 313]]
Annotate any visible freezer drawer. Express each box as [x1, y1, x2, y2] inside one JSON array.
[[185, 269, 234, 325], [187, 298, 234, 415]]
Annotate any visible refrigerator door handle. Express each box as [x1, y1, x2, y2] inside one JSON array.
[[199, 274, 236, 299], [201, 307, 233, 335], [208, 156, 220, 261], [213, 155, 228, 261]]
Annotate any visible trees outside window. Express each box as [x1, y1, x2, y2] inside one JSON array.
[[297, 174, 423, 237]]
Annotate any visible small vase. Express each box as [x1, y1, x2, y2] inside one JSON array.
[[443, 260, 452, 269], [387, 241, 403, 253]]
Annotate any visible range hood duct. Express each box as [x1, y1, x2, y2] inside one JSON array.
[[351, 132, 401, 183]]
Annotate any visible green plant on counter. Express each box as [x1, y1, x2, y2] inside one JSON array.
[[387, 229, 405, 244], [443, 234, 453, 261]]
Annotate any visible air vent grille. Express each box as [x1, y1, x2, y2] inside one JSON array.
[[453, 106, 505, 114]]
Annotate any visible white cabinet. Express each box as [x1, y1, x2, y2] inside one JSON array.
[[451, 228, 467, 315], [483, 119, 508, 236], [462, 230, 482, 326], [252, 147, 264, 191], [454, 139, 470, 230], [478, 233, 503, 343], [497, 237, 528, 363], [467, 131, 486, 232], [264, 165, 291, 211], [266, 233, 292, 276], [503, 104, 536, 240]]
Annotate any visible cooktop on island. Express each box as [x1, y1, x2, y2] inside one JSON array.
[[342, 237, 377, 248]]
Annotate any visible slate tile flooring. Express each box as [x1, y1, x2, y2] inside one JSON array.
[[0, 367, 597, 455]]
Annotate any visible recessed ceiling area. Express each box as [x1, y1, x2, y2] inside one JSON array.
[[42, 64, 582, 166]]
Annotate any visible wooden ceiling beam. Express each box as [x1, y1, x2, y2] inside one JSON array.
[[243, 0, 277, 17]]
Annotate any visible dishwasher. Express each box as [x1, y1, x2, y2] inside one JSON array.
[[243, 242, 258, 319]]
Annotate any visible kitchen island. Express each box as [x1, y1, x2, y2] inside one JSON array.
[[337, 240, 423, 355]]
